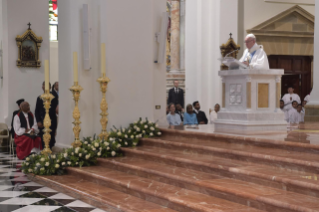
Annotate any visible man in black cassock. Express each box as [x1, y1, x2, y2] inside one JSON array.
[[193, 101, 208, 124], [167, 80, 184, 108], [35, 82, 58, 149], [10, 99, 25, 138]]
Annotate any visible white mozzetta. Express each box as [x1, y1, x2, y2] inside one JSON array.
[[215, 69, 287, 134]]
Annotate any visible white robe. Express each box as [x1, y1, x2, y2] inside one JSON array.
[[210, 111, 218, 124], [300, 107, 305, 123], [13, 112, 39, 136], [239, 43, 269, 70], [304, 94, 310, 103], [288, 108, 301, 124], [282, 93, 301, 112]]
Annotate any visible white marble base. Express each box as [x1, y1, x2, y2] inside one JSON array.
[[215, 68, 286, 133]]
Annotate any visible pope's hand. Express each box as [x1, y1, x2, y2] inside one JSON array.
[[243, 61, 249, 66]]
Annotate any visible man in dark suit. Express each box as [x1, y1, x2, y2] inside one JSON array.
[[193, 101, 208, 124], [10, 99, 25, 138], [35, 82, 58, 149], [167, 80, 184, 108]]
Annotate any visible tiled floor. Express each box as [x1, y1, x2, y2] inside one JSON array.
[[0, 152, 106, 212]]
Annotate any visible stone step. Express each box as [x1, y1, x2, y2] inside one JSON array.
[[121, 145, 319, 198], [29, 174, 178, 212], [65, 166, 265, 212], [97, 157, 319, 212], [140, 138, 319, 174], [160, 128, 319, 154]]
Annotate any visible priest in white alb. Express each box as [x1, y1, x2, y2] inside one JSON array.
[[239, 34, 269, 70]]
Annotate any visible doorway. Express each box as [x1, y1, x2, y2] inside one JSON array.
[[268, 55, 312, 101]]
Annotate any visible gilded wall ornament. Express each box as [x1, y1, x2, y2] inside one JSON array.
[[16, 23, 43, 68]]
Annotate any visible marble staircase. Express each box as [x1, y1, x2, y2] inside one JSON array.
[[31, 128, 319, 212]]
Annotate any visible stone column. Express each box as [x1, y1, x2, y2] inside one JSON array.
[[305, 2, 319, 121], [170, 0, 180, 72], [276, 76, 281, 111], [246, 77, 252, 109], [179, 0, 185, 71]]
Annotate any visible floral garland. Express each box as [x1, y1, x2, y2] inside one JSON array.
[[22, 118, 161, 175]]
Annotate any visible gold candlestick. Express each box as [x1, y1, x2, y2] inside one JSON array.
[[70, 82, 83, 148], [97, 73, 110, 140], [41, 90, 55, 155]]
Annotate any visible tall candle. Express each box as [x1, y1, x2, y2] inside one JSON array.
[[45, 60, 49, 91], [73, 52, 78, 82], [101, 43, 106, 75]]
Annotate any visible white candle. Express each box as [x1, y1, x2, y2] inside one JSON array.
[[73, 52, 78, 82], [45, 60, 49, 91], [101, 43, 106, 75]]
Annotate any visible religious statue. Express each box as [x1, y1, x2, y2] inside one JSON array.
[[239, 34, 269, 70]]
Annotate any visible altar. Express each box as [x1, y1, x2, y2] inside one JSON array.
[[214, 69, 287, 134]]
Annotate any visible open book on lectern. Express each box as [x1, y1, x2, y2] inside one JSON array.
[[219, 57, 248, 70]]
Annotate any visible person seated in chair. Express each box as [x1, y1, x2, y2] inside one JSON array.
[[184, 104, 198, 125], [13, 102, 42, 160], [193, 101, 208, 124], [10, 99, 24, 139], [175, 104, 184, 122], [167, 103, 182, 126]]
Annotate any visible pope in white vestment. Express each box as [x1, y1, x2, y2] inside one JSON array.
[[239, 34, 269, 70]]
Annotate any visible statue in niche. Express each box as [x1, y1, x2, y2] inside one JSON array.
[[16, 23, 43, 68]]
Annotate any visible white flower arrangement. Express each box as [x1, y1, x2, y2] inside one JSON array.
[[36, 163, 40, 166], [130, 135, 134, 139], [157, 132, 162, 135], [62, 162, 66, 166], [56, 160, 60, 163], [150, 133, 153, 136], [40, 158, 45, 162], [94, 143, 99, 147], [64, 153, 68, 158], [52, 155, 56, 159], [150, 127, 155, 131], [125, 142, 128, 146], [45, 162, 50, 167], [28, 169, 33, 173], [55, 164, 60, 168], [67, 161, 71, 165], [107, 147, 110, 150], [71, 152, 74, 156], [117, 132, 122, 136], [144, 125, 148, 129], [79, 153, 82, 157], [124, 135, 128, 138], [97, 152, 101, 156], [26, 157, 30, 161], [40, 168, 45, 171], [111, 151, 116, 157], [85, 154, 91, 160], [25, 162, 29, 166], [117, 144, 121, 148], [104, 142, 109, 146]]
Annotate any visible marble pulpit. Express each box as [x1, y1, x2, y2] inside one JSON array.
[[214, 69, 287, 134]]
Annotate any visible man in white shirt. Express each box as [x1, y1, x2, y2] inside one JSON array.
[[13, 101, 42, 159], [300, 100, 307, 123], [282, 86, 301, 122], [239, 34, 269, 70], [209, 104, 220, 124]]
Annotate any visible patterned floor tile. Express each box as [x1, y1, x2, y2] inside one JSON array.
[[0, 197, 44, 205], [0, 204, 27, 212], [11, 205, 62, 212], [31, 198, 63, 206]]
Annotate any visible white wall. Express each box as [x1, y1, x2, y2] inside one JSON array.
[[309, 1, 319, 104], [186, 0, 236, 114], [57, 0, 166, 148], [238, 0, 315, 56], [50, 41, 59, 84], [0, 0, 49, 125]]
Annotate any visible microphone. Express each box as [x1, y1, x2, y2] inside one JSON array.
[[225, 49, 239, 58]]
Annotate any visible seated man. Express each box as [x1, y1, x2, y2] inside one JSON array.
[[184, 104, 198, 125], [209, 104, 220, 124], [175, 104, 184, 122], [10, 99, 24, 138], [288, 101, 299, 124], [193, 101, 208, 124], [13, 102, 42, 160]]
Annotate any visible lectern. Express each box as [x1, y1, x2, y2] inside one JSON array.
[[214, 65, 287, 134]]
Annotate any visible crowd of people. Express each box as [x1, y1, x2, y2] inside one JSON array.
[[10, 81, 59, 160], [167, 81, 309, 127], [166, 80, 220, 126], [280, 85, 310, 125]]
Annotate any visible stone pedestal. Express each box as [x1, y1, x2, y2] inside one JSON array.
[[215, 69, 287, 134]]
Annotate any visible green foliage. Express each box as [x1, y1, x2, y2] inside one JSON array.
[[21, 118, 161, 176]]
